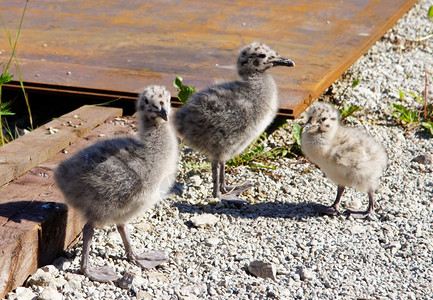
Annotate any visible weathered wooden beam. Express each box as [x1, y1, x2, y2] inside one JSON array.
[[0, 105, 123, 188]]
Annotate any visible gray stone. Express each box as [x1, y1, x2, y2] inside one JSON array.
[[41, 265, 59, 277], [412, 154, 433, 165], [297, 267, 315, 281], [190, 214, 219, 228], [38, 287, 63, 300], [53, 257, 71, 271], [248, 260, 277, 280], [189, 175, 203, 187], [26, 269, 56, 288], [7, 287, 36, 300], [118, 271, 146, 290], [204, 237, 220, 246]]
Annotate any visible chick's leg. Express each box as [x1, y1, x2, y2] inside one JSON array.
[[345, 189, 375, 219], [212, 160, 222, 198], [117, 224, 168, 269], [218, 160, 253, 203], [81, 221, 119, 282], [318, 185, 345, 216]]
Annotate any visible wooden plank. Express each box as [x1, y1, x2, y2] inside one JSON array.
[[0, 105, 122, 188], [0, 113, 136, 299], [0, 0, 417, 118]]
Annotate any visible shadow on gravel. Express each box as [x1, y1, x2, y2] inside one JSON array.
[[173, 200, 325, 220]]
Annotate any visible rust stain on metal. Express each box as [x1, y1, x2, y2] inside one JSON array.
[[0, 0, 417, 118]]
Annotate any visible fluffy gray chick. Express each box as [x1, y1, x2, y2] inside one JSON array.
[[301, 102, 387, 219], [174, 42, 295, 200], [55, 86, 178, 282]]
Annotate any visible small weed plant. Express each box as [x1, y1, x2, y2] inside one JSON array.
[[336, 78, 363, 121], [0, 0, 31, 145], [227, 127, 302, 170], [173, 76, 196, 103], [392, 74, 433, 136]]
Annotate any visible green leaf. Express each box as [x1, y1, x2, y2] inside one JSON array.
[[173, 76, 182, 90], [428, 5, 433, 20], [173, 76, 195, 103], [421, 122, 433, 135], [406, 90, 424, 103], [0, 101, 15, 116], [340, 103, 362, 120], [398, 89, 405, 101], [392, 103, 419, 124], [0, 73, 13, 85], [292, 123, 302, 147], [351, 78, 361, 88]]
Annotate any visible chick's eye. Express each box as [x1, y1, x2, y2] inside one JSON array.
[[321, 117, 327, 122], [258, 54, 266, 58]]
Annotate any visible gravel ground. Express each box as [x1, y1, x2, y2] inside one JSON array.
[[7, 1, 433, 299]]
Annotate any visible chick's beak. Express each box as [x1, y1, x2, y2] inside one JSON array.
[[272, 57, 295, 67], [158, 108, 169, 121], [302, 123, 311, 133]]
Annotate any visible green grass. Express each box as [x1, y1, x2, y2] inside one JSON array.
[[0, 0, 30, 145], [228, 124, 302, 170], [336, 78, 363, 122], [391, 75, 433, 136]]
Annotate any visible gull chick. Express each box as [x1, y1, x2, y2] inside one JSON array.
[[55, 86, 178, 281], [174, 42, 295, 200], [301, 102, 387, 219]]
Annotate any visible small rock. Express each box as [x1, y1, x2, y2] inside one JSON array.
[[41, 264, 59, 277], [53, 256, 71, 271], [7, 287, 36, 300], [26, 269, 56, 288], [412, 154, 433, 165], [147, 271, 169, 283], [65, 273, 84, 290], [394, 132, 406, 143], [136, 290, 154, 299], [54, 277, 68, 290], [189, 175, 203, 187], [204, 237, 220, 246], [38, 286, 62, 300], [248, 260, 277, 280], [297, 267, 315, 281], [118, 272, 135, 289], [190, 214, 219, 228], [47, 127, 59, 134], [350, 224, 366, 235]]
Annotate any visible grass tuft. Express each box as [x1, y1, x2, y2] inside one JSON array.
[[391, 73, 432, 136], [0, 0, 30, 145]]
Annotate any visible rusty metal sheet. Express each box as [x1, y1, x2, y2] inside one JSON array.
[[0, 0, 417, 118]]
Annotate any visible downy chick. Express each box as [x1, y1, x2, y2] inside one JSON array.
[[301, 102, 387, 219], [55, 86, 178, 281], [174, 42, 295, 201]]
